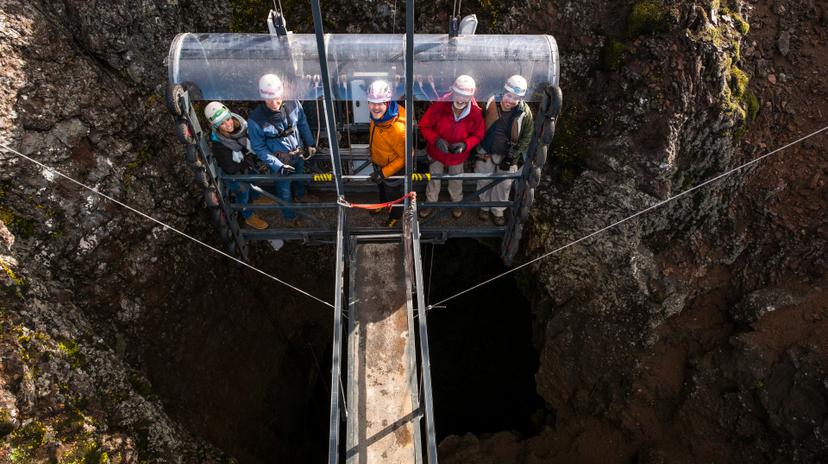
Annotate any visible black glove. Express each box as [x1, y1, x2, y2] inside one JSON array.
[[435, 138, 450, 153], [279, 164, 296, 175], [499, 155, 516, 170], [369, 170, 384, 184], [449, 142, 466, 154]]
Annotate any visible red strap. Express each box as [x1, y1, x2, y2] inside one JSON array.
[[338, 191, 416, 210]]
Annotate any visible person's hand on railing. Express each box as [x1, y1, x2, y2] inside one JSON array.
[[303, 145, 317, 160], [369, 170, 385, 184]]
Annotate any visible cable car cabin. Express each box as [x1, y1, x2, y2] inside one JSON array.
[[166, 32, 562, 264]]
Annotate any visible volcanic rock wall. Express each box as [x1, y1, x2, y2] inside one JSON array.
[[1, 0, 826, 463], [440, 0, 827, 463]]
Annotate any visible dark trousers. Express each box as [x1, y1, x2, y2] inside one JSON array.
[[379, 180, 403, 219]]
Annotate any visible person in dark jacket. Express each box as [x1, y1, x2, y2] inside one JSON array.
[[475, 75, 535, 226], [247, 73, 319, 222], [418, 74, 485, 219], [205, 101, 272, 230]]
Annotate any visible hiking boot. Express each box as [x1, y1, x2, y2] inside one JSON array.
[[295, 193, 320, 203], [418, 208, 431, 219], [493, 215, 506, 226], [252, 195, 276, 205], [478, 209, 490, 222], [452, 207, 463, 219], [385, 217, 399, 228], [245, 214, 269, 230]]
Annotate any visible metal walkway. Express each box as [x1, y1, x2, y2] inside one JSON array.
[[328, 206, 438, 464], [346, 241, 420, 463]]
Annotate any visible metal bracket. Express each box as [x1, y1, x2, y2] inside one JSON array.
[[267, 8, 289, 36]]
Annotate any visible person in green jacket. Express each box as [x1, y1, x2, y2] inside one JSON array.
[[474, 75, 534, 226]]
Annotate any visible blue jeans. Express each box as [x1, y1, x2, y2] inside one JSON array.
[[226, 180, 261, 219], [272, 157, 307, 220]]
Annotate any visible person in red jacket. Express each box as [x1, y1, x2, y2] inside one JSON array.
[[418, 74, 485, 218]]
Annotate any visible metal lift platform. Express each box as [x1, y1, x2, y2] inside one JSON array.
[[165, 1, 562, 462]]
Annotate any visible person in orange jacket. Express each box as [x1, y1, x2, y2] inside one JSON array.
[[367, 80, 407, 227], [418, 74, 485, 218]]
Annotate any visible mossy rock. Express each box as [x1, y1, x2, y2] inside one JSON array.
[[744, 90, 760, 122], [9, 420, 47, 460], [0, 408, 16, 438], [628, 0, 667, 37], [0, 208, 35, 239], [729, 65, 748, 97], [722, 7, 750, 35], [598, 38, 626, 72]]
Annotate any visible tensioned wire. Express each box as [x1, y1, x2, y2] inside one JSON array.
[[0, 142, 336, 310], [4, 125, 826, 311], [428, 124, 828, 310]]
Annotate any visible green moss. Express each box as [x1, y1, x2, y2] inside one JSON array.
[[722, 7, 749, 35], [548, 113, 590, 189], [82, 442, 111, 464], [0, 408, 15, 437], [479, 0, 501, 29], [129, 374, 154, 400], [55, 439, 111, 464], [745, 90, 760, 122], [59, 339, 84, 369], [123, 144, 156, 191], [125, 144, 154, 171], [0, 208, 35, 239], [598, 38, 626, 72], [9, 420, 46, 461], [1, 260, 25, 288], [628, 0, 667, 37], [729, 65, 748, 97], [723, 64, 756, 137]]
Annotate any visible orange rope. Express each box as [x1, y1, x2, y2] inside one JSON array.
[[338, 191, 416, 210]]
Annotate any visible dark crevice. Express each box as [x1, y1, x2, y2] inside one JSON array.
[[137, 238, 545, 462], [425, 239, 546, 440]]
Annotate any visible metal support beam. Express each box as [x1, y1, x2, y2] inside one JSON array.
[[310, 0, 345, 196], [328, 206, 347, 464], [409, 202, 439, 464], [404, 0, 415, 210]]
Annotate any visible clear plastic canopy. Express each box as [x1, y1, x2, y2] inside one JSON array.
[[168, 33, 559, 102]]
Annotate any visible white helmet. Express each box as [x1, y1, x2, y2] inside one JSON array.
[[366, 80, 392, 103], [504, 75, 527, 97], [451, 74, 476, 96], [204, 101, 231, 128], [259, 73, 284, 100]]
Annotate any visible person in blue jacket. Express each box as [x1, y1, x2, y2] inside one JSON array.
[[247, 73, 319, 222]]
